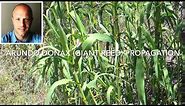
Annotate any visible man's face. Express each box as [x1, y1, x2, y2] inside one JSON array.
[[12, 5, 32, 38]]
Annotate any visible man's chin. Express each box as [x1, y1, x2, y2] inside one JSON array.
[[18, 33, 26, 37]]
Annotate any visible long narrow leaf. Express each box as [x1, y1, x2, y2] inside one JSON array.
[[45, 79, 73, 104], [135, 57, 146, 105], [106, 85, 114, 104]]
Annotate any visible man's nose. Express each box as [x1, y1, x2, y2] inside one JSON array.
[[20, 19, 26, 26]]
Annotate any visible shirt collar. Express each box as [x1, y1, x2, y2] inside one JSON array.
[[12, 31, 32, 43]]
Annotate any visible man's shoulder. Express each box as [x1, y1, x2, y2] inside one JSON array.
[[30, 32, 42, 43], [1, 31, 14, 43], [2, 31, 14, 37], [30, 32, 41, 37]]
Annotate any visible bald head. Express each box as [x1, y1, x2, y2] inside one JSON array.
[[12, 3, 33, 19]]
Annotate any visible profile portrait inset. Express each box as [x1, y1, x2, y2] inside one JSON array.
[[1, 2, 43, 44]]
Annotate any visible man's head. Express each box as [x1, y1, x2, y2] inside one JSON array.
[[12, 3, 33, 41]]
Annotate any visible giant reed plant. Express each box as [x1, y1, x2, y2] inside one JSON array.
[[32, 1, 185, 105]]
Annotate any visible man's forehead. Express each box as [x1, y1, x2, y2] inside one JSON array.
[[12, 6, 31, 18], [13, 5, 30, 13]]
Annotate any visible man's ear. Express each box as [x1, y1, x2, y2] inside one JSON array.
[[11, 17, 14, 22], [31, 17, 33, 23]]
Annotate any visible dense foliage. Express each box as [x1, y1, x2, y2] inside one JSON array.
[[0, 1, 185, 105]]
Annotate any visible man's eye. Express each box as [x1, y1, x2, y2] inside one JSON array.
[[16, 18, 20, 21], [25, 19, 30, 22]]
